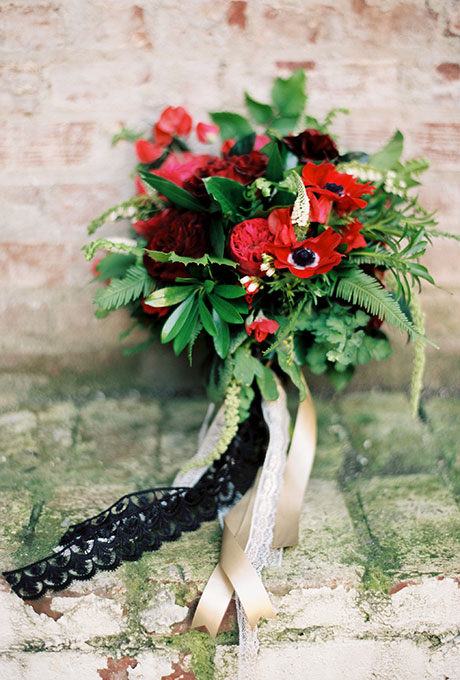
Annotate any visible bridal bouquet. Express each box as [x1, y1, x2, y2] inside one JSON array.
[[5, 72, 444, 673]]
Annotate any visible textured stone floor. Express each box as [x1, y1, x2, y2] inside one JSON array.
[[0, 371, 459, 679]]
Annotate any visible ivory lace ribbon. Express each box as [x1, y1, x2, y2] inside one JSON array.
[[191, 373, 317, 638]]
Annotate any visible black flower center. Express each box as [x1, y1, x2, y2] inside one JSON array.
[[291, 247, 317, 267], [323, 182, 344, 196]]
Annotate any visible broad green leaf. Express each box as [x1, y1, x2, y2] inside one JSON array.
[[261, 140, 284, 182], [244, 93, 274, 125], [95, 252, 136, 281], [328, 366, 355, 391], [204, 177, 246, 217], [209, 112, 254, 140], [271, 69, 306, 118], [269, 116, 299, 135], [173, 305, 199, 355], [276, 349, 307, 399], [369, 130, 404, 169], [198, 297, 217, 336], [214, 284, 246, 299], [208, 294, 243, 324], [212, 310, 230, 358], [145, 284, 198, 308], [256, 364, 279, 401], [229, 133, 255, 157], [138, 169, 206, 212], [161, 293, 197, 343], [233, 346, 260, 386], [210, 219, 225, 258]]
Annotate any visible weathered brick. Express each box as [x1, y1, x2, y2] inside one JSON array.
[[0, 61, 44, 114], [0, 3, 67, 51]]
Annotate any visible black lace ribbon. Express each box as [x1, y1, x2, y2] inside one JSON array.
[[3, 409, 267, 601]]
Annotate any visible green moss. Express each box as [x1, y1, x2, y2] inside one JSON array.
[[169, 630, 216, 680]]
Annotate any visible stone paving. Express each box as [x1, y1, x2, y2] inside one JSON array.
[[0, 371, 459, 679]]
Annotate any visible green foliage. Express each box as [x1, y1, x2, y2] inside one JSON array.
[[244, 93, 274, 125], [228, 132, 256, 156], [209, 112, 254, 140], [204, 176, 247, 219], [95, 252, 136, 281], [145, 249, 237, 269], [369, 130, 404, 169], [111, 126, 144, 146], [83, 238, 144, 262], [271, 69, 306, 119], [94, 266, 155, 311], [262, 140, 285, 182], [87, 195, 160, 235], [138, 170, 206, 212], [335, 270, 421, 339]]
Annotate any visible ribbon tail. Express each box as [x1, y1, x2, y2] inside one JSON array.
[[191, 564, 234, 638]]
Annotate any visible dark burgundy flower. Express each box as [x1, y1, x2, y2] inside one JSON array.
[[229, 218, 273, 276], [142, 208, 207, 282], [284, 129, 339, 163], [183, 151, 268, 200]]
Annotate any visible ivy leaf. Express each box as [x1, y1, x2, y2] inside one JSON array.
[[204, 177, 246, 218], [209, 112, 254, 140], [369, 130, 404, 169], [212, 310, 230, 358], [208, 294, 244, 324], [271, 69, 306, 118], [145, 284, 199, 308], [244, 93, 274, 125], [138, 169, 206, 212], [161, 293, 197, 343]]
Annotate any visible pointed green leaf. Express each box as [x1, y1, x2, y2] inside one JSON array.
[[145, 284, 198, 308], [229, 132, 255, 157], [138, 170, 206, 212], [209, 112, 253, 140], [204, 177, 246, 217], [271, 69, 306, 118], [198, 297, 217, 336], [208, 294, 243, 323], [244, 93, 274, 125], [369, 130, 404, 169], [261, 140, 284, 182], [214, 284, 246, 299], [173, 305, 199, 355], [212, 310, 230, 359], [95, 252, 136, 281], [276, 350, 307, 399], [256, 364, 279, 401], [161, 293, 197, 343]]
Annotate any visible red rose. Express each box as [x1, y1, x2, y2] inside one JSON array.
[[266, 224, 343, 279], [302, 162, 375, 221], [245, 312, 279, 342], [229, 218, 273, 276], [284, 129, 339, 163], [153, 106, 192, 145], [142, 208, 207, 282], [184, 151, 268, 200]]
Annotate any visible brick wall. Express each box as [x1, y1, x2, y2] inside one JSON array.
[[1, 0, 459, 390]]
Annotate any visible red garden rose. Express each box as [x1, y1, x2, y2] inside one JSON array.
[[229, 218, 273, 276], [153, 106, 192, 145], [142, 208, 207, 282], [266, 221, 343, 279], [302, 162, 375, 221], [245, 312, 279, 342], [184, 151, 268, 200], [283, 129, 339, 163], [340, 219, 366, 252]]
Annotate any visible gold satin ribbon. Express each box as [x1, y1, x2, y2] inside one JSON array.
[[191, 372, 317, 638]]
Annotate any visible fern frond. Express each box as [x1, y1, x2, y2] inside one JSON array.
[[94, 266, 155, 311], [187, 320, 203, 365], [335, 270, 420, 338]]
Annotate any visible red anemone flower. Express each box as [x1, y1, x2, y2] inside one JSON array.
[[340, 219, 367, 253], [302, 162, 375, 221], [266, 223, 343, 279], [245, 312, 279, 342]]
